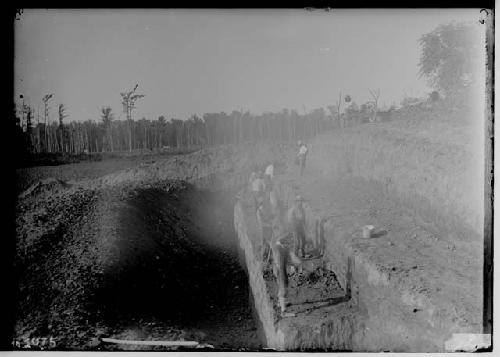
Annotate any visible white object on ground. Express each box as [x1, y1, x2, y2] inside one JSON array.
[[362, 225, 375, 239], [101, 338, 200, 347], [445, 334, 491, 352]]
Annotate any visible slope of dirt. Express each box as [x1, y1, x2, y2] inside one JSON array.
[[15, 149, 201, 194], [13, 180, 261, 351], [16, 142, 293, 196], [16, 157, 160, 195], [306, 107, 485, 235]]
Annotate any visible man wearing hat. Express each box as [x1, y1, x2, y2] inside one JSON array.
[[251, 171, 266, 213], [287, 195, 307, 258]]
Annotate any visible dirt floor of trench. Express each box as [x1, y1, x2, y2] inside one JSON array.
[[13, 179, 262, 351]]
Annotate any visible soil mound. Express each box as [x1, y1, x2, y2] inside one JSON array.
[[14, 180, 261, 350]]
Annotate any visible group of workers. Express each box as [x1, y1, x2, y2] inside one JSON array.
[[248, 141, 311, 315]]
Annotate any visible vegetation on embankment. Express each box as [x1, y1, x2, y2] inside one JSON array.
[[307, 100, 485, 236]]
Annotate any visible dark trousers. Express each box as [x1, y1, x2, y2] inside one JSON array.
[[272, 244, 289, 299], [262, 226, 273, 259], [272, 243, 302, 299], [298, 154, 306, 176], [291, 222, 306, 257], [252, 191, 264, 212]]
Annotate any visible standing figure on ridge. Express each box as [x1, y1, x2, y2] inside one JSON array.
[[297, 141, 308, 177]]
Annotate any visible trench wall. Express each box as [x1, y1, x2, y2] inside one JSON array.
[[234, 202, 285, 349]]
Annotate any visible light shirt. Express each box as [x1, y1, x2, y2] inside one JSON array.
[[299, 145, 308, 155], [265, 164, 274, 178], [252, 178, 266, 192]]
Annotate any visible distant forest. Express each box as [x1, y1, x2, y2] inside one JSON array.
[[14, 87, 394, 157]]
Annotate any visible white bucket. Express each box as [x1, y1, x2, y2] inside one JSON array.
[[362, 225, 375, 239]]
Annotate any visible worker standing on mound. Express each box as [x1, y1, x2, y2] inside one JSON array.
[[297, 141, 308, 177], [263, 163, 274, 197], [265, 162, 274, 181], [271, 209, 302, 316], [287, 195, 308, 258], [256, 195, 274, 262]]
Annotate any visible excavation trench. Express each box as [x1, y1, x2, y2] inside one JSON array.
[[94, 181, 263, 350], [89, 178, 355, 351]]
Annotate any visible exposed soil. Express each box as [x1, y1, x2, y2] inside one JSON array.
[[14, 179, 262, 351], [263, 265, 347, 318], [276, 170, 483, 333], [16, 156, 162, 195]]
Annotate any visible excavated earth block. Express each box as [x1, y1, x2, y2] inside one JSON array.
[[234, 198, 361, 351]]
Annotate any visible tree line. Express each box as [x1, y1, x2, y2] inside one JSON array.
[[14, 87, 408, 156], [15, 92, 343, 155]]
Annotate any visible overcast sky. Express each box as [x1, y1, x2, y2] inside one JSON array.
[[15, 9, 482, 122]]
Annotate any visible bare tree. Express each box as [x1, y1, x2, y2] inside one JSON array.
[[58, 104, 68, 152], [101, 106, 114, 152], [336, 91, 343, 127], [42, 94, 54, 152], [328, 91, 344, 128], [120, 84, 145, 152], [369, 89, 380, 122]]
